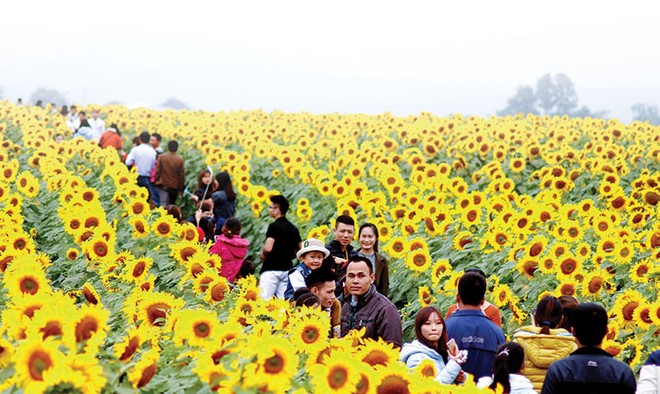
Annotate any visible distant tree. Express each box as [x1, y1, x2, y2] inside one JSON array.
[[0, 86, 4, 99], [106, 100, 124, 106], [160, 97, 189, 110], [497, 85, 538, 116], [536, 73, 579, 116], [498, 73, 604, 118], [631, 103, 660, 125], [29, 87, 66, 107]]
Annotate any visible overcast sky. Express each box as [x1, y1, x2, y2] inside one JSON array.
[[2, 1, 659, 121]]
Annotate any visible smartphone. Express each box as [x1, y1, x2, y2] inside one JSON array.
[[447, 338, 458, 356]]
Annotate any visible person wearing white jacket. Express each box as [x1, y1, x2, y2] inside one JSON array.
[[399, 306, 466, 385], [638, 350, 660, 394], [477, 342, 537, 394]]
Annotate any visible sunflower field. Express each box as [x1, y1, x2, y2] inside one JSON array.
[[0, 101, 658, 393]]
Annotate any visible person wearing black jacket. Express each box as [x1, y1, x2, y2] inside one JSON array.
[[541, 302, 636, 394], [322, 215, 358, 297]]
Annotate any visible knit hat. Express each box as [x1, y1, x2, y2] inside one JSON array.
[[296, 238, 330, 260]]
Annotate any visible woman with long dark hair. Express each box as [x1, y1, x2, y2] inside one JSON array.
[[356, 223, 389, 297], [212, 171, 236, 228], [513, 296, 576, 392], [477, 342, 536, 394], [399, 306, 466, 384]]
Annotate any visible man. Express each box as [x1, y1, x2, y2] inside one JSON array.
[[154, 140, 185, 207], [125, 132, 157, 204], [150, 133, 164, 154], [445, 268, 502, 327], [66, 105, 80, 133], [322, 215, 358, 297], [445, 271, 506, 381], [306, 268, 341, 338], [340, 257, 402, 347], [88, 109, 105, 143], [542, 303, 636, 394], [259, 195, 302, 299]]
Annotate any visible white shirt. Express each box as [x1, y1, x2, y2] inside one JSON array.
[[125, 144, 157, 177], [66, 113, 80, 132], [88, 117, 105, 142]]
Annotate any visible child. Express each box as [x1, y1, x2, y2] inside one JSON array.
[[477, 342, 537, 394], [284, 238, 329, 300], [209, 217, 250, 284]]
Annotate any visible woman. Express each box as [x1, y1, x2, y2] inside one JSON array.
[[99, 123, 124, 157], [356, 223, 389, 296], [513, 296, 576, 392], [477, 342, 537, 394], [191, 170, 213, 206], [399, 306, 465, 384], [212, 171, 237, 229], [209, 217, 249, 284]]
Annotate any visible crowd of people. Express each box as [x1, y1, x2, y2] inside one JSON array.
[[50, 106, 658, 393]]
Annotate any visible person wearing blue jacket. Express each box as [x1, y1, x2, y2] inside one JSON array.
[[400, 306, 466, 384], [446, 272, 506, 381]]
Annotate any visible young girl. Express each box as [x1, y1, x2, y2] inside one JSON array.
[[513, 296, 576, 392], [477, 342, 537, 394], [399, 306, 466, 384], [356, 223, 389, 297], [191, 170, 213, 206], [209, 217, 250, 284]]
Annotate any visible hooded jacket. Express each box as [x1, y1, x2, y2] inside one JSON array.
[[477, 374, 538, 394], [513, 325, 576, 392], [399, 339, 462, 384], [340, 284, 402, 347], [209, 234, 250, 283]]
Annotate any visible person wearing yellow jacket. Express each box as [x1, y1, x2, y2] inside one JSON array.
[[513, 296, 577, 392]]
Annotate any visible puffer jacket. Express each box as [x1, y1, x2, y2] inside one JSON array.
[[513, 325, 576, 392], [637, 350, 660, 394], [477, 374, 538, 394], [399, 339, 461, 384], [340, 285, 402, 347], [209, 234, 250, 283]]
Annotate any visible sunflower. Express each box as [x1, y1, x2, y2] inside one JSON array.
[[170, 240, 202, 265], [289, 307, 331, 354], [123, 256, 154, 282], [358, 338, 400, 368], [14, 337, 65, 389], [81, 283, 101, 305], [15, 170, 40, 198], [0, 337, 14, 368], [430, 259, 451, 286], [172, 309, 220, 348], [151, 214, 177, 238], [204, 277, 230, 304], [246, 334, 299, 393], [373, 363, 414, 394], [66, 352, 108, 394], [404, 250, 431, 273], [417, 286, 436, 307], [385, 236, 407, 259], [612, 289, 643, 328], [138, 291, 185, 328], [452, 231, 474, 251], [491, 284, 513, 308], [114, 326, 147, 363], [633, 302, 654, 331], [66, 304, 110, 351], [580, 272, 609, 299], [555, 253, 582, 281], [127, 199, 149, 216], [414, 358, 437, 380], [629, 259, 652, 283], [310, 352, 360, 393], [128, 216, 149, 238], [66, 248, 80, 261], [649, 300, 660, 327], [555, 280, 578, 298], [4, 257, 51, 298], [526, 235, 548, 258], [516, 258, 538, 279], [128, 348, 160, 389]]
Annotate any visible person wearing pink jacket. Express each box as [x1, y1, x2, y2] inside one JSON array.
[[209, 217, 250, 283]]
